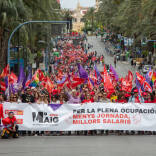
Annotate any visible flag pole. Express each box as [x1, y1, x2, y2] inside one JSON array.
[[8, 64, 10, 98]]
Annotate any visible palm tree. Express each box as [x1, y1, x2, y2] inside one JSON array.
[[0, 0, 28, 69], [83, 7, 96, 32], [0, 0, 63, 70]]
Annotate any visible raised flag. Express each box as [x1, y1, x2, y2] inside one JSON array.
[[127, 71, 133, 82], [136, 72, 145, 85], [32, 70, 39, 83], [41, 76, 54, 93], [145, 68, 153, 83], [8, 72, 18, 84], [154, 80, 156, 89], [109, 65, 119, 81], [103, 65, 114, 93], [143, 81, 153, 93], [120, 71, 133, 92], [71, 81, 84, 89], [121, 78, 132, 92], [18, 65, 26, 84], [77, 64, 88, 79], [72, 77, 85, 82], [38, 69, 45, 82], [0, 81, 6, 91], [0, 65, 9, 78], [30, 70, 39, 87], [64, 75, 85, 89], [152, 71, 156, 86], [0, 104, 4, 119]]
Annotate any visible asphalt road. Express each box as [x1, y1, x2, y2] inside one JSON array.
[[87, 36, 137, 78], [0, 136, 156, 156]]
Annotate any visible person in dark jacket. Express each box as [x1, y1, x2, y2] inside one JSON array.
[[21, 88, 35, 103]]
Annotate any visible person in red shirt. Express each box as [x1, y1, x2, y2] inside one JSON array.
[[1, 112, 19, 139]]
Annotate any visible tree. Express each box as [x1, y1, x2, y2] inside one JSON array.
[[95, 0, 156, 39], [0, 0, 62, 70], [83, 7, 96, 32]]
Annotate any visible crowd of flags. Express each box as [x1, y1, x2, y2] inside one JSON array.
[[136, 69, 156, 96], [0, 63, 155, 97], [0, 43, 156, 97]]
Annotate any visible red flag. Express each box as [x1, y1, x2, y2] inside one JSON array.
[[143, 81, 152, 93], [136, 72, 145, 85], [8, 72, 18, 84], [65, 75, 85, 89], [72, 77, 85, 82], [103, 65, 115, 93], [25, 80, 31, 87], [41, 76, 54, 93], [120, 71, 133, 92], [66, 82, 72, 89], [0, 65, 9, 78], [38, 69, 45, 81], [0, 81, 6, 91], [71, 81, 84, 89], [121, 78, 132, 92], [127, 71, 133, 82], [0, 104, 4, 119]]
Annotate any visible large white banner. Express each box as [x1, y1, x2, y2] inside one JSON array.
[[3, 102, 156, 131]]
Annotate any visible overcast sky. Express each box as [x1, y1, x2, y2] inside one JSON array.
[[60, 0, 95, 10]]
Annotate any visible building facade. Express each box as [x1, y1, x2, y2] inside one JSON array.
[[72, 1, 89, 32], [95, 0, 100, 11]]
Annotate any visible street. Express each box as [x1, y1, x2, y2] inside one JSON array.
[[0, 136, 156, 156], [0, 0, 155, 156], [87, 36, 137, 77]]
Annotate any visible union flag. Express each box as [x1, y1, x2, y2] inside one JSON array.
[[0, 81, 6, 91], [0, 65, 9, 78], [143, 81, 152, 93]]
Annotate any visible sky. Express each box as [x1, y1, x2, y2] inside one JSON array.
[[60, 0, 95, 10]]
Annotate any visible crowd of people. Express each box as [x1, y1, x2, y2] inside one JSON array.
[[0, 33, 156, 138], [0, 82, 156, 104]]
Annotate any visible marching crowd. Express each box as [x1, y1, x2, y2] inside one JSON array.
[[0, 81, 156, 105], [0, 33, 156, 138]]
